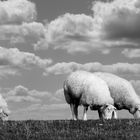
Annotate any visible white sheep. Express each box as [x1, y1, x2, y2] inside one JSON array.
[[94, 72, 140, 118], [0, 94, 10, 121], [63, 70, 117, 120]]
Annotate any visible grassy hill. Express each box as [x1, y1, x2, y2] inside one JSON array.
[[0, 119, 140, 140]]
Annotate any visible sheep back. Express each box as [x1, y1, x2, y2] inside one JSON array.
[[64, 71, 113, 107], [94, 72, 140, 109]]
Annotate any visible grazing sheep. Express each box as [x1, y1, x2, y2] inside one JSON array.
[[0, 94, 10, 121], [63, 70, 116, 120], [94, 72, 140, 118]]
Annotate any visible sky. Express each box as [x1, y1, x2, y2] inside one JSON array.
[[0, 0, 140, 120]]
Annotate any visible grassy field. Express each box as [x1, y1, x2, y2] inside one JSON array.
[[0, 119, 140, 140]]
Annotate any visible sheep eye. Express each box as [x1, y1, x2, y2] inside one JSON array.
[[107, 108, 110, 111]]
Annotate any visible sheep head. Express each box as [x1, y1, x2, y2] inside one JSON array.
[[100, 104, 117, 120], [133, 104, 140, 119]]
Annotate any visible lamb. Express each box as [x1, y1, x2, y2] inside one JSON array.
[[94, 72, 140, 118], [0, 94, 10, 121], [63, 70, 117, 120]]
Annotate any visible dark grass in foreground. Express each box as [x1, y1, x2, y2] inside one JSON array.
[[0, 119, 140, 140]]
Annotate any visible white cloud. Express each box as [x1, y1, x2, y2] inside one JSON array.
[[0, 66, 19, 78], [5, 85, 52, 103], [35, 13, 100, 53], [91, 0, 140, 49], [122, 49, 140, 58], [0, 47, 52, 69], [94, 0, 140, 40], [0, 0, 139, 55], [0, 0, 44, 48], [35, 0, 140, 55], [2, 85, 66, 106], [6, 95, 41, 103], [0, 0, 36, 25], [0, 22, 45, 46], [44, 61, 140, 76]]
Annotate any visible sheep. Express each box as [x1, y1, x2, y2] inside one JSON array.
[[94, 72, 140, 119], [0, 94, 10, 121], [63, 70, 117, 120]]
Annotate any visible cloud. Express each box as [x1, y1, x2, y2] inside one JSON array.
[[0, 22, 45, 46], [34, 13, 114, 54], [91, 0, 140, 49], [0, 0, 44, 48], [5, 85, 52, 103], [122, 49, 140, 58], [0, 0, 139, 55], [0, 66, 19, 78], [96, 0, 140, 40], [44, 61, 140, 76], [35, 13, 101, 53], [0, 0, 36, 25], [50, 89, 65, 103], [2, 85, 66, 107], [0, 47, 52, 69], [4, 85, 65, 105], [35, 0, 140, 55]]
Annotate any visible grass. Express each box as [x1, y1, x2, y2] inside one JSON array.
[[0, 119, 140, 140]]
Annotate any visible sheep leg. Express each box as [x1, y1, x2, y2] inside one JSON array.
[[83, 106, 88, 121], [112, 110, 117, 119], [73, 104, 78, 120], [98, 109, 103, 120], [70, 104, 77, 120]]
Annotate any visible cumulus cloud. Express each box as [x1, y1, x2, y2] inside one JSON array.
[[35, 13, 100, 53], [0, 0, 36, 25], [0, 47, 52, 69], [91, 0, 140, 50], [0, 22, 45, 46], [2, 85, 65, 106], [1, 0, 139, 55], [44, 61, 140, 76], [35, 0, 140, 55], [5, 87, 71, 120], [3, 85, 65, 104], [6, 96, 41, 103], [35, 13, 114, 54], [96, 0, 140, 40], [122, 49, 140, 58], [5, 85, 52, 103], [0, 0, 45, 48]]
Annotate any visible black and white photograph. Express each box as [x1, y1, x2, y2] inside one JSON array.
[[0, 0, 140, 139]]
